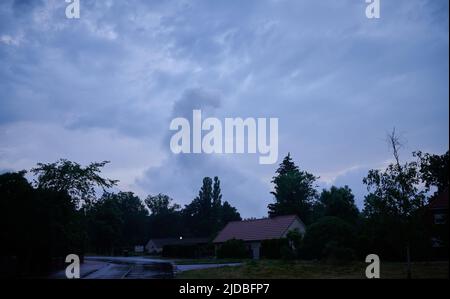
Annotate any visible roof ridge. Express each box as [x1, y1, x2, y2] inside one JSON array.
[[232, 214, 297, 223], [213, 214, 302, 243]]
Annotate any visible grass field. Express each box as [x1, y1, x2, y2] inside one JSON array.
[[177, 260, 449, 279]]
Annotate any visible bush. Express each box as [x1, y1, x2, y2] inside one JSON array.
[[286, 229, 303, 250], [260, 238, 289, 259], [216, 239, 251, 259], [280, 245, 296, 260], [301, 216, 357, 261], [322, 241, 355, 262]]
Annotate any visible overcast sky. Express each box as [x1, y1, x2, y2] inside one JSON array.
[[0, 0, 448, 218]]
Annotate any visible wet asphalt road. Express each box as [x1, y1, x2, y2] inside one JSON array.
[[83, 256, 174, 279], [50, 256, 242, 279]]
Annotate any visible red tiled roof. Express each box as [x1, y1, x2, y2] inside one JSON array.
[[213, 215, 301, 243], [428, 188, 449, 210]]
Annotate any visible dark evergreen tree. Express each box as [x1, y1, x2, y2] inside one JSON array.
[[183, 176, 240, 237], [212, 176, 224, 233], [212, 176, 222, 210], [221, 201, 241, 226], [268, 153, 318, 224]]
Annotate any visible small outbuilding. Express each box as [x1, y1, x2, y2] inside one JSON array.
[[213, 214, 305, 259]]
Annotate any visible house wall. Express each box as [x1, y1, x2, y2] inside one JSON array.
[[249, 242, 261, 260], [282, 218, 306, 237], [215, 242, 262, 260]]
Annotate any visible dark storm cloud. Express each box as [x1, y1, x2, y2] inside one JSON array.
[[0, 0, 448, 217]]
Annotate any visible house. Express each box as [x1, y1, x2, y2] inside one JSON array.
[[145, 237, 209, 254], [428, 188, 449, 226], [427, 188, 449, 257], [213, 215, 305, 259]]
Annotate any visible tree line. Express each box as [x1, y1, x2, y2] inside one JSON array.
[[0, 129, 448, 276], [0, 160, 240, 276], [266, 130, 448, 266]]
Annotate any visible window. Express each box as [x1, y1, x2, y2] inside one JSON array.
[[433, 213, 447, 225], [431, 238, 444, 248]]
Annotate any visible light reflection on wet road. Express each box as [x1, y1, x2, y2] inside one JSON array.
[[83, 256, 174, 279]]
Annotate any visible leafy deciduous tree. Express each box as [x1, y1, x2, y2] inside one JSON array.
[[31, 159, 118, 207], [314, 186, 359, 224]]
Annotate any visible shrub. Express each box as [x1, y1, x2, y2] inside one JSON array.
[[260, 238, 289, 259], [286, 229, 303, 250], [301, 216, 357, 261], [216, 239, 251, 259], [322, 241, 355, 262], [280, 245, 296, 260]]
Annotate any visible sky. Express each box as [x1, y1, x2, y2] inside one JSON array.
[[0, 0, 448, 218]]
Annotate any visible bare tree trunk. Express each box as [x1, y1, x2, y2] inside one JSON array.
[[406, 244, 412, 279], [388, 129, 413, 279]]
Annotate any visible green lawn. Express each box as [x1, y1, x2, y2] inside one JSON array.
[[177, 260, 449, 279], [174, 258, 248, 265]]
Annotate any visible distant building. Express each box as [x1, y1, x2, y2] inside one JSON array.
[[213, 215, 305, 259], [134, 245, 145, 253], [145, 237, 209, 254]]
